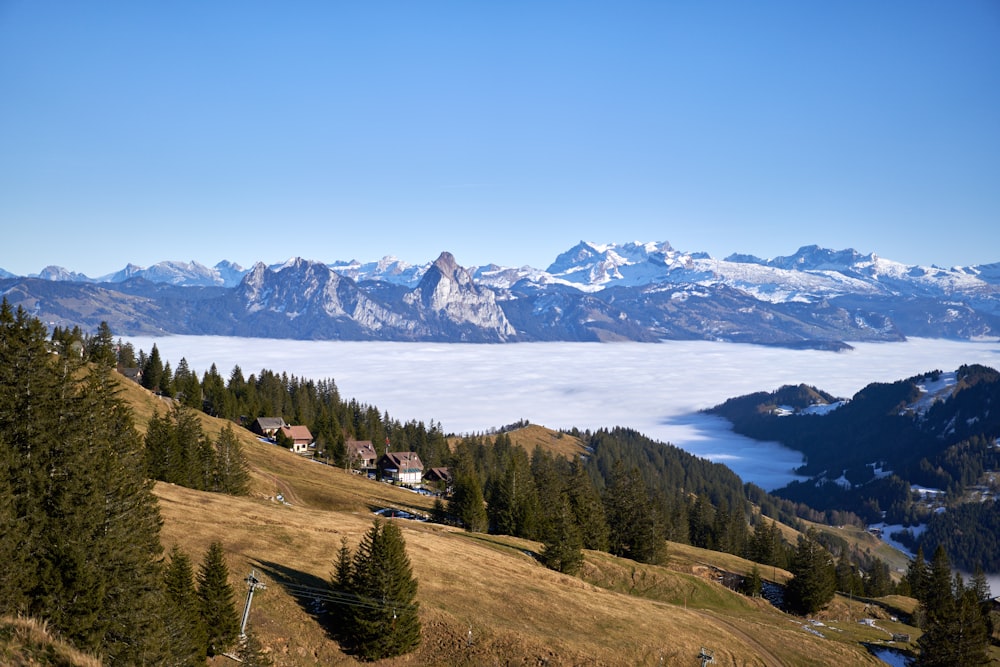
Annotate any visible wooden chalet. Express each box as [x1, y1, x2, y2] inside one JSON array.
[[377, 452, 424, 485], [251, 417, 287, 438], [279, 425, 314, 455], [346, 440, 378, 471]]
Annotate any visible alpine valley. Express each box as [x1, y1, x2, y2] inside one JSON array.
[[3, 240, 999, 349]]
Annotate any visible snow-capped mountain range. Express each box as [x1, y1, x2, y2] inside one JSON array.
[[2, 240, 999, 348]]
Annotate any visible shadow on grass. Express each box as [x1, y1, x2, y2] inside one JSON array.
[[252, 559, 347, 643]]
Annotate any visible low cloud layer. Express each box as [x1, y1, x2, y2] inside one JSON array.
[[127, 336, 1000, 491]]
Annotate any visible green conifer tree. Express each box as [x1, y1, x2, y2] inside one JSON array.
[[197, 541, 240, 657], [0, 304, 170, 664], [214, 424, 251, 495], [740, 564, 763, 597], [344, 519, 421, 661], [540, 494, 584, 574], [142, 344, 164, 392], [86, 321, 117, 368], [603, 461, 666, 565], [785, 530, 836, 615], [164, 545, 208, 665], [566, 458, 609, 551], [448, 470, 488, 532]]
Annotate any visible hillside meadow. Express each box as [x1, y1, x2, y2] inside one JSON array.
[[109, 375, 914, 666]]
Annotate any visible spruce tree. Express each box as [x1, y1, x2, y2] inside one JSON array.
[[0, 433, 28, 613], [142, 343, 165, 392], [197, 541, 240, 657], [344, 519, 420, 661], [916, 549, 991, 666], [164, 545, 208, 665], [603, 461, 665, 565], [448, 470, 488, 532], [566, 458, 609, 551], [785, 530, 836, 615], [86, 321, 117, 368], [0, 304, 170, 664], [214, 424, 251, 495], [740, 564, 763, 597], [540, 494, 584, 575], [906, 545, 930, 604]]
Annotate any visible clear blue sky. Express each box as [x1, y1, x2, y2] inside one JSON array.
[[2, 1, 998, 277]]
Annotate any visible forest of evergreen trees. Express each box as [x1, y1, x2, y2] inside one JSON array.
[[0, 304, 251, 664], [7, 305, 993, 663], [116, 332, 899, 605]]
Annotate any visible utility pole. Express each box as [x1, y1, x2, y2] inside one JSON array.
[[240, 569, 266, 637]]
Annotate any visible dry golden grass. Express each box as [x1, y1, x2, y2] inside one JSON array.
[[505, 424, 588, 460], [0, 616, 103, 667], [118, 373, 894, 666]]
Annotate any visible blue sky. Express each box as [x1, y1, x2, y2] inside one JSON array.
[[2, 1, 998, 277]]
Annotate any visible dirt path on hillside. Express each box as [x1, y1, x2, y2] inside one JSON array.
[[255, 467, 304, 507], [689, 608, 786, 666]]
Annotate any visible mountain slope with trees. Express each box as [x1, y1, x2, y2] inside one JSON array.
[[707, 366, 1000, 572], [4, 307, 997, 663]]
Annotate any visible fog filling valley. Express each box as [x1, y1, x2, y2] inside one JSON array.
[[127, 336, 1000, 492]]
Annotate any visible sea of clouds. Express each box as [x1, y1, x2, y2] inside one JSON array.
[[126, 336, 1000, 492]]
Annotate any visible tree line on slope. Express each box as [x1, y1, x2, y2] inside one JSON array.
[[0, 304, 261, 664], [125, 331, 896, 600]]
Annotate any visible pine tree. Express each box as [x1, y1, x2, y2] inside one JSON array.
[[953, 578, 990, 666], [0, 432, 28, 613], [566, 458, 609, 551], [916, 550, 991, 666], [835, 557, 863, 598], [906, 545, 930, 603], [214, 424, 251, 495], [342, 519, 420, 661], [142, 343, 165, 392], [785, 529, 836, 615], [487, 447, 539, 539], [0, 304, 170, 664], [197, 541, 240, 657], [603, 461, 666, 565], [540, 494, 584, 574], [448, 470, 488, 532], [86, 321, 117, 368], [740, 564, 763, 597], [164, 545, 208, 665]]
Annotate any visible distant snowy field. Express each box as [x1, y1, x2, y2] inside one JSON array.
[[126, 336, 1000, 491]]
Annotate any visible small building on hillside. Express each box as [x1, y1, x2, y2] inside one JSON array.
[[251, 417, 287, 438], [378, 452, 424, 485], [423, 467, 452, 493], [279, 425, 314, 455], [424, 467, 451, 484], [346, 440, 378, 471], [119, 367, 143, 384]]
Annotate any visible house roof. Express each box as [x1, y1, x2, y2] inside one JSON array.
[[380, 451, 424, 472], [279, 425, 313, 442], [254, 417, 287, 430], [425, 467, 451, 482], [347, 440, 377, 456]]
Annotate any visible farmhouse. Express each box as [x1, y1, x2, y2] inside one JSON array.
[[346, 439, 378, 471], [424, 467, 451, 484], [251, 417, 287, 438], [279, 425, 314, 455], [378, 452, 424, 485]]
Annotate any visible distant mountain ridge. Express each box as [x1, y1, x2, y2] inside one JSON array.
[[2, 240, 999, 347]]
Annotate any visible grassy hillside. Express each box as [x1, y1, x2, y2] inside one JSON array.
[[118, 375, 908, 666], [0, 616, 102, 667]]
